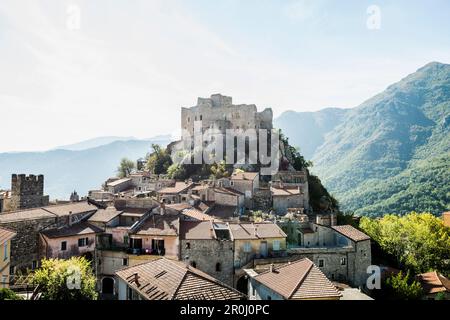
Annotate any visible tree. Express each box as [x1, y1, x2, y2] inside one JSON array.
[[210, 161, 231, 179], [146, 144, 173, 175], [0, 288, 23, 300], [279, 131, 312, 171], [360, 212, 450, 276], [167, 163, 188, 180], [32, 257, 98, 300], [117, 158, 135, 178], [385, 271, 423, 300]]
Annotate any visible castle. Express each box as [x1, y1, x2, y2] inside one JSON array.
[[181, 94, 273, 135], [0, 174, 49, 212]]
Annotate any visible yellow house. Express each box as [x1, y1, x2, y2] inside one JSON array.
[[229, 222, 287, 269], [0, 227, 16, 288]]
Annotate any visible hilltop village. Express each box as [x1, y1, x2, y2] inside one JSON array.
[[1, 94, 377, 300]]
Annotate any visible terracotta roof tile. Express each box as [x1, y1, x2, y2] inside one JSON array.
[[417, 271, 450, 294], [180, 220, 215, 240], [41, 221, 103, 238], [231, 172, 259, 181], [254, 258, 341, 300], [88, 206, 122, 223], [115, 258, 243, 300], [158, 182, 193, 194], [229, 223, 286, 240], [133, 214, 179, 236], [0, 227, 16, 244], [332, 225, 370, 242]]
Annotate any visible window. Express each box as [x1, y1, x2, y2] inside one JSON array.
[[191, 261, 197, 268], [230, 181, 234, 186], [2, 275, 7, 288], [185, 242, 191, 249], [273, 240, 280, 251], [215, 263, 221, 272], [32, 261, 37, 270], [3, 242, 7, 261], [200, 115, 203, 121], [187, 117, 190, 123], [78, 237, 89, 247], [243, 242, 252, 253], [318, 259, 325, 268], [340, 257, 346, 266], [122, 258, 129, 266], [9, 266, 15, 275], [61, 241, 67, 251]]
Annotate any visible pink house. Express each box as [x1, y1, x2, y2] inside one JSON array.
[[40, 222, 103, 261]]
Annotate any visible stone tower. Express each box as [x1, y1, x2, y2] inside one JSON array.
[[9, 174, 49, 211]]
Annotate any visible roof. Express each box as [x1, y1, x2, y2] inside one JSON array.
[[41, 222, 103, 238], [231, 172, 259, 181], [180, 220, 215, 240], [207, 205, 237, 220], [181, 208, 216, 221], [214, 187, 244, 196], [332, 225, 370, 242], [115, 258, 243, 300], [271, 186, 300, 197], [88, 206, 122, 223], [417, 271, 450, 294], [0, 227, 16, 244], [158, 182, 193, 194], [0, 201, 96, 223], [229, 223, 287, 240], [253, 258, 341, 300], [107, 178, 132, 187], [133, 214, 179, 236]]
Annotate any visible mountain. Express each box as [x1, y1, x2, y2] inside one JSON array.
[[54, 136, 137, 151], [309, 62, 450, 216], [274, 108, 349, 159], [0, 136, 172, 200]]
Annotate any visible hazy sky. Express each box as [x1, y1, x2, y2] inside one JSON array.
[[1, 0, 450, 152]]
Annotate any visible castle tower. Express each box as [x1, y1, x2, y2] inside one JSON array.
[[9, 174, 49, 211]]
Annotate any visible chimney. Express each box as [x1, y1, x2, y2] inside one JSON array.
[[68, 211, 73, 226], [269, 263, 275, 273], [160, 201, 166, 215], [184, 255, 190, 268], [133, 273, 140, 286]]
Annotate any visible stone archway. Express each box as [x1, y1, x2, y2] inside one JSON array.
[[236, 275, 248, 295], [102, 277, 115, 295]]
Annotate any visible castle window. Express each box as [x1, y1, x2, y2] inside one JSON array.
[[200, 115, 203, 121], [187, 117, 190, 123], [195, 116, 197, 121], [215, 263, 221, 272], [61, 241, 67, 251]]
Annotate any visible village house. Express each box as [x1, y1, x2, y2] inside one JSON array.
[[0, 227, 16, 288], [39, 221, 103, 261], [416, 271, 450, 300], [157, 181, 194, 204], [279, 217, 372, 287], [245, 258, 341, 300], [180, 220, 234, 286], [115, 257, 244, 300], [0, 201, 98, 273], [229, 172, 260, 209], [106, 178, 134, 194]]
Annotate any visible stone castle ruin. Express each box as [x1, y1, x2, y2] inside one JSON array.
[[181, 94, 273, 135], [1, 174, 49, 212]]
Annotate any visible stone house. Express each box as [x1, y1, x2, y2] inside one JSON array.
[[106, 178, 133, 194], [0, 201, 98, 272], [229, 172, 260, 209], [0, 227, 16, 288], [283, 223, 372, 287], [271, 185, 308, 215], [39, 221, 103, 260], [115, 257, 244, 300], [157, 181, 194, 204], [180, 220, 234, 286], [246, 258, 341, 300]]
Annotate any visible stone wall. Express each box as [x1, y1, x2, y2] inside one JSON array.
[[181, 239, 234, 286]]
